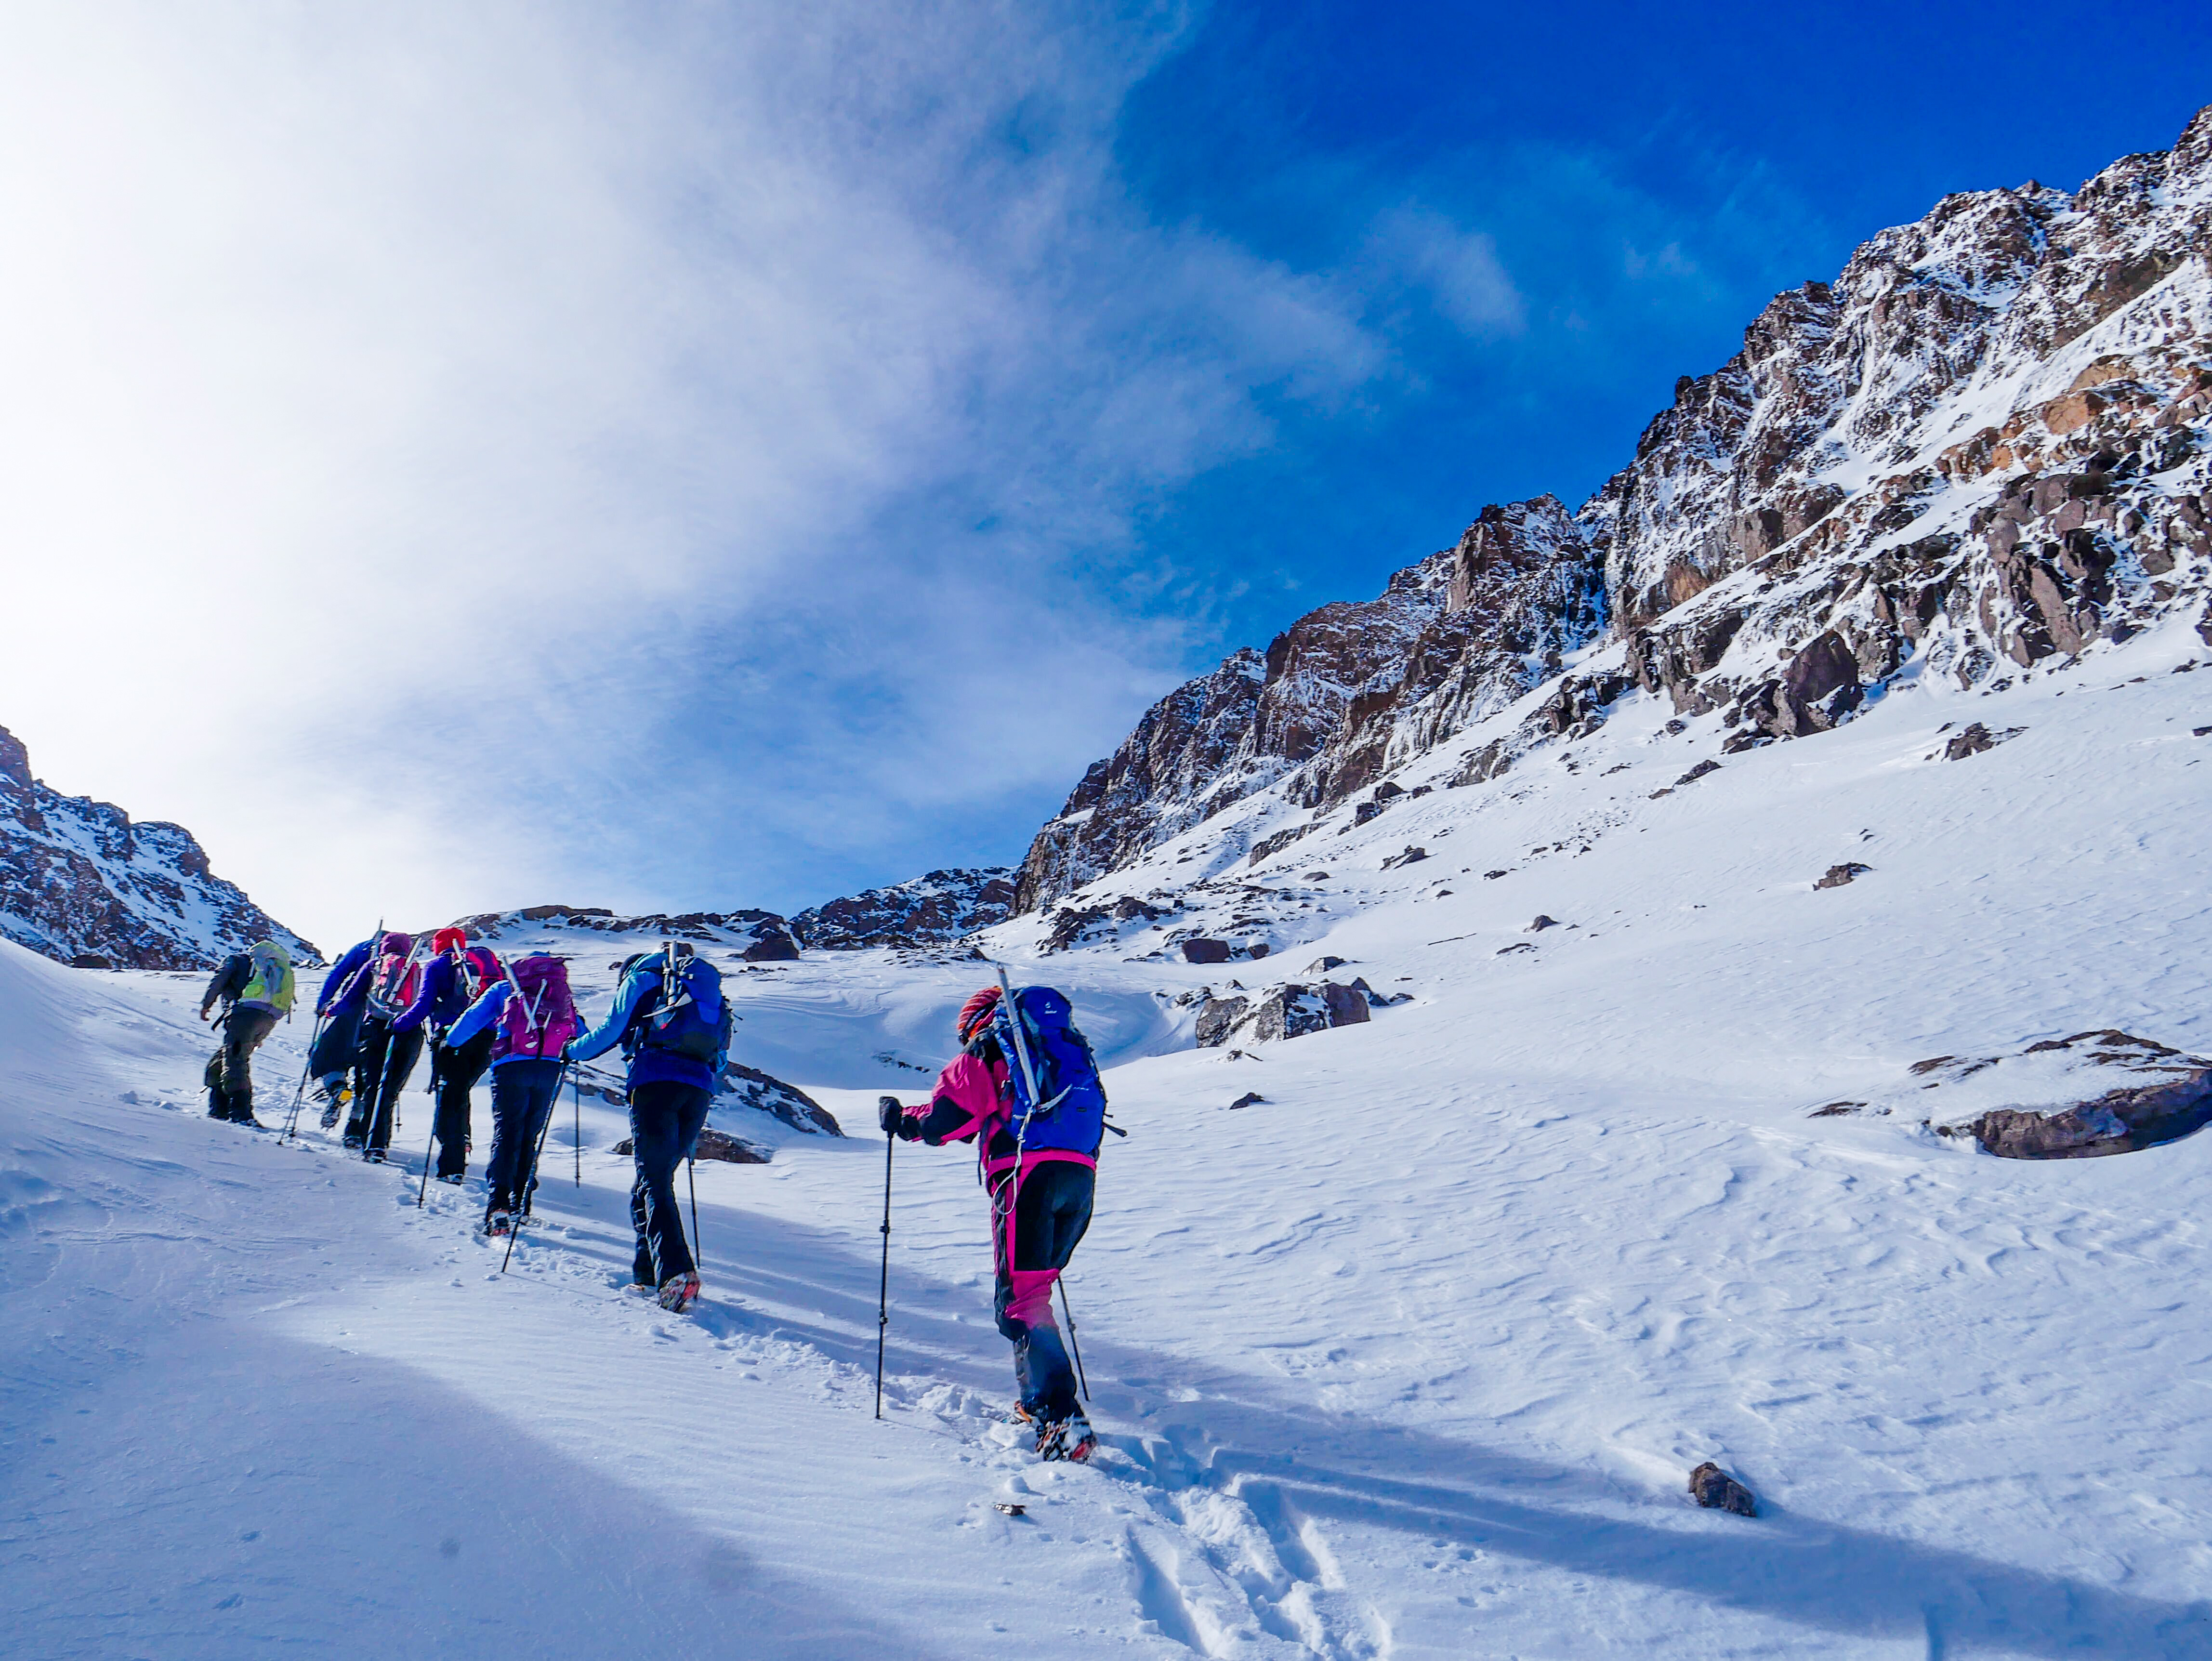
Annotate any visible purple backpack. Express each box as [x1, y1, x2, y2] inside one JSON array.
[[495, 955, 579, 1061]]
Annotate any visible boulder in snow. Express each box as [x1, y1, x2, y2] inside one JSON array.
[[1688, 1463, 1757, 1517]]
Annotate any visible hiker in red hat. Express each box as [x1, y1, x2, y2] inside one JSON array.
[[879, 982, 1104, 1461], [393, 926, 505, 1184]]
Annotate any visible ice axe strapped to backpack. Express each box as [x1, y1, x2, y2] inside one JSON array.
[[618, 943, 731, 1067], [980, 971, 1110, 1159]]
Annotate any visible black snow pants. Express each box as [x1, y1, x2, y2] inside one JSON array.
[[348, 1016, 422, 1152], [629, 1081, 711, 1287], [484, 1059, 564, 1219], [309, 1002, 363, 1096], [204, 1005, 279, 1123], [990, 1159, 1094, 1422], [428, 1026, 493, 1179]]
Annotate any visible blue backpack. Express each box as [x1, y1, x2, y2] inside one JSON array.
[[988, 985, 1107, 1158], [620, 949, 731, 1067]]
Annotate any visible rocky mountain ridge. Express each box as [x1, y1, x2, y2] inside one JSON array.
[[0, 724, 319, 971], [791, 866, 1016, 949], [1014, 106, 2212, 910]]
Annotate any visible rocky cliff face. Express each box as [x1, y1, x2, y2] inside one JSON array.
[[0, 724, 319, 970], [1015, 107, 2212, 909], [791, 867, 1016, 949]]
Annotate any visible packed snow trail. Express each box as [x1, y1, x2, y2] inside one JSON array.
[[7, 627, 2212, 1656]]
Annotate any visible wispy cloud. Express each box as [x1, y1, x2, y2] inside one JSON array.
[[0, 1, 1389, 941]]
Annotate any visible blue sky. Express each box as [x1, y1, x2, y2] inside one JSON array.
[[0, 2, 2204, 947]]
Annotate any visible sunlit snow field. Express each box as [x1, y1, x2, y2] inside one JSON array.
[[4, 617, 2211, 1659]]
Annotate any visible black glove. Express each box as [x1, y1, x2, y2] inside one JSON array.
[[878, 1095, 906, 1137]]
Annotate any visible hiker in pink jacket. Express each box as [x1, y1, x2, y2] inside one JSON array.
[[879, 985, 1098, 1461]]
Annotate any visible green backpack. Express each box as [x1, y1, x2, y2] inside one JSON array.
[[239, 941, 296, 1015]]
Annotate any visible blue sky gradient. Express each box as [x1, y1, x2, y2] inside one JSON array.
[[0, 3, 2203, 945]]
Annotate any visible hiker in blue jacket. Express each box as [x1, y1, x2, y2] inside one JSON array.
[[308, 933, 380, 1125], [566, 943, 731, 1314]]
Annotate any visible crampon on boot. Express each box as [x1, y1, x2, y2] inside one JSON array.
[[657, 1272, 701, 1314], [1034, 1411, 1096, 1463], [485, 1209, 513, 1238]]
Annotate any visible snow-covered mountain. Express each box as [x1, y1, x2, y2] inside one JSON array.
[[792, 866, 1017, 949], [1017, 105, 2212, 910], [0, 722, 318, 970]]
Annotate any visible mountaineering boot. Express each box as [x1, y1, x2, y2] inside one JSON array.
[[485, 1209, 513, 1238], [1035, 1410, 1096, 1463], [365, 1148, 386, 1164], [657, 1272, 701, 1314], [437, 1173, 464, 1186]]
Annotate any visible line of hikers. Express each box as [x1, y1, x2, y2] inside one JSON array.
[[200, 931, 1105, 1460], [201, 928, 733, 1313]]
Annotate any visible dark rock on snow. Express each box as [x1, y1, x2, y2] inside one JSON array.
[[1814, 863, 1871, 890], [612, 1127, 769, 1165], [1229, 1092, 1265, 1110], [1182, 938, 1234, 965], [1689, 1463, 1758, 1517]]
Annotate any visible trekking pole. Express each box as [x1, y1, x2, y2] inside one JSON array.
[[1056, 1278, 1091, 1402], [500, 1079, 563, 1276], [280, 1009, 326, 1144], [415, 1035, 442, 1208], [687, 1158, 700, 1258], [573, 1065, 582, 1187], [875, 1125, 894, 1420]]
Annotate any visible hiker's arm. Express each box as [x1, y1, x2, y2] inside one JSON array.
[[443, 983, 507, 1049], [315, 941, 369, 1015], [199, 955, 247, 1019], [389, 958, 446, 1033], [895, 1053, 996, 1146], [566, 975, 646, 1063]]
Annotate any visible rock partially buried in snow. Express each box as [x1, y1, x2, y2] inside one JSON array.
[[1526, 915, 1560, 932], [1306, 955, 1351, 974], [1195, 979, 1370, 1047], [1942, 721, 2025, 760], [1902, 1031, 2212, 1158], [721, 1063, 843, 1135], [1229, 1092, 1264, 1110], [1814, 863, 1871, 890], [1688, 1463, 1757, 1517], [1182, 938, 1233, 965], [611, 1128, 768, 1165]]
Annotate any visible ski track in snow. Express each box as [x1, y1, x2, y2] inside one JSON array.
[[7, 623, 2212, 1657]]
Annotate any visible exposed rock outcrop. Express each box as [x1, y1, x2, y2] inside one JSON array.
[[792, 867, 1017, 949], [1902, 1030, 2212, 1158], [454, 903, 800, 960], [0, 723, 318, 970]]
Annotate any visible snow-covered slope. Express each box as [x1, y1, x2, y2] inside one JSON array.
[[0, 723, 318, 969], [6, 602, 2211, 1657]]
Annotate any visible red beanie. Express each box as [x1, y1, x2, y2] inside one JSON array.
[[956, 987, 1000, 1044], [432, 926, 467, 956]]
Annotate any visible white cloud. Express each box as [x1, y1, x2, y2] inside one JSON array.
[[0, 1, 1386, 945]]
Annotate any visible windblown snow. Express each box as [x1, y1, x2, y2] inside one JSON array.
[[5, 606, 2211, 1659]]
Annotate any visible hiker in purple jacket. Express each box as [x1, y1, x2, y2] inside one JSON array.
[[442, 955, 579, 1235]]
